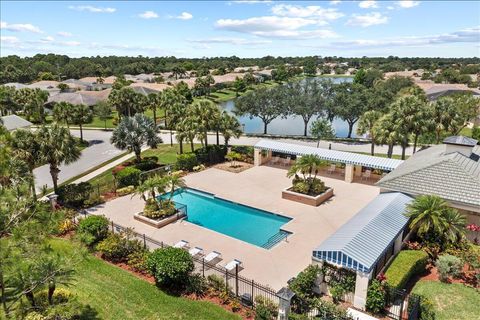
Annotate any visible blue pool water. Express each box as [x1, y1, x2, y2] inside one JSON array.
[[161, 188, 291, 249]]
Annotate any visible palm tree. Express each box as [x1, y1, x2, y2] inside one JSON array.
[[357, 110, 382, 155], [287, 154, 326, 194], [133, 176, 168, 209], [70, 104, 93, 142], [10, 130, 41, 200], [220, 111, 242, 148], [52, 102, 73, 128], [165, 172, 186, 199], [166, 95, 187, 146], [373, 114, 399, 158], [37, 124, 81, 194], [146, 93, 160, 126], [35, 254, 75, 305], [441, 208, 466, 243], [108, 87, 143, 119], [191, 99, 220, 148], [406, 195, 449, 237], [94, 101, 112, 130], [176, 115, 198, 153], [110, 114, 162, 162]]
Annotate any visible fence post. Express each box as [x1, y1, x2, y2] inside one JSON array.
[[161, 241, 164, 248], [235, 264, 239, 297], [251, 279, 254, 308], [276, 287, 295, 320], [399, 290, 405, 320], [111, 221, 114, 233], [225, 269, 229, 293], [143, 234, 147, 249], [202, 258, 205, 277]]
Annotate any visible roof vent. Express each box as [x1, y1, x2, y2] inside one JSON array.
[[443, 136, 478, 157]]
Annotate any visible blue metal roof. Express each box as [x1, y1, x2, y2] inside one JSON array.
[[255, 140, 403, 171], [312, 192, 413, 273]]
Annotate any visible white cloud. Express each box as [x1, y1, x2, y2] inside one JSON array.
[[330, 1, 341, 5], [231, 1, 272, 4], [346, 12, 388, 27], [387, 6, 395, 10], [270, 4, 344, 21], [0, 21, 42, 33], [139, 11, 159, 19], [68, 5, 116, 13], [397, 1, 420, 8], [359, 1, 378, 9], [40, 36, 55, 42], [1, 36, 20, 44], [331, 26, 480, 49], [176, 12, 193, 20], [188, 37, 271, 45], [60, 41, 81, 47], [57, 31, 72, 37]]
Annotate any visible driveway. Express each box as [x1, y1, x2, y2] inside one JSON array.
[[34, 129, 123, 191]]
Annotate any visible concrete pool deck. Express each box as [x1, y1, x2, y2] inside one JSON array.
[[88, 165, 379, 290]]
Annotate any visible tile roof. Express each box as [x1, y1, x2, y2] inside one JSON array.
[[377, 144, 480, 207], [1, 115, 33, 131], [443, 136, 478, 147], [313, 192, 412, 273]]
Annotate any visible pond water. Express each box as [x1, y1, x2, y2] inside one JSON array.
[[219, 76, 357, 138]]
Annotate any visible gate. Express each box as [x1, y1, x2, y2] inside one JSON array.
[[386, 287, 420, 320]]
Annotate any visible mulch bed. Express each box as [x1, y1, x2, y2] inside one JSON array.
[[419, 263, 478, 287], [213, 161, 253, 173]]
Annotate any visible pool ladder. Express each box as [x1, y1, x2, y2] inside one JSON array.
[[261, 230, 291, 249]]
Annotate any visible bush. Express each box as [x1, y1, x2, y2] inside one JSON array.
[[116, 167, 142, 188], [143, 199, 176, 220], [436, 254, 463, 282], [127, 250, 149, 273], [116, 185, 135, 196], [193, 164, 206, 172], [385, 250, 429, 290], [186, 274, 208, 296], [207, 274, 225, 294], [471, 126, 480, 141], [84, 194, 105, 207], [231, 145, 254, 163], [147, 247, 194, 288], [255, 296, 278, 320], [77, 215, 109, 246], [365, 279, 387, 314], [194, 145, 226, 165], [57, 182, 93, 208], [96, 232, 143, 262], [417, 295, 436, 320], [289, 264, 321, 313], [134, 159, 160, 172], [175, 153, 199, 171]]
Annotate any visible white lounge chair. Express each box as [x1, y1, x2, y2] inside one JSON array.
[[173, 240, 189, 249], [327, 164, 336, 174], [189, 246, 203, 257], [225, 259, 242, 271], [204, 251, 221, 263]]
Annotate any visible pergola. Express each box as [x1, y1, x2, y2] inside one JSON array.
[[253, 139, 403, 183]]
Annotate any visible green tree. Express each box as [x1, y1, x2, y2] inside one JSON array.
[[373, 113, 400, 158], [70, 104, 93, 142], [235, 86, 287, 134], [332, 82, 369, 138], [243, 72, 256, 86], [14, 88, 48, 123], [271, 64, 289, 83], [190, 99, 220, 147], [303, 58, 317, 76], [52, 102, 73, 128], [176, 114, 198, 153], [57, 83, 69, 92], [357, 110, 382, 155], [37, 124, 81, 194], [0, 85, 18, 116], [110, 114, 162, 162], [134, 175, 167, 209], [310, 118, 335, 147], [287, 154, 326, 195], [220, 111, 242, 147], [94, 101, 112, 130], [145, 92, 160, 126], [233, 77, 246, 97], [108, 87, 144, 118]]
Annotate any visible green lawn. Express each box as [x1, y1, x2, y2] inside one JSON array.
[[412, 280, 480, 320], [49, 239, 240, 320]]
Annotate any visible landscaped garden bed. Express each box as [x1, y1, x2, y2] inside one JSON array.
[[134, 210, 185, 228], [283, 155, 333, 206]]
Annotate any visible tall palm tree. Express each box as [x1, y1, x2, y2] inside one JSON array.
[[146, 92, 160, 126], [191, 99, 220, 148], [357, 110, 382, 155], [35, 254, 75, 305], [166, 95, 187, 146], [133, 176, 168, 209], [37, 125, 81, 194], [373, 114, 399, 158], [220, 111, 242, 148], [287, 154, 326, 194], [10, 130, 41, 200], [111, 114, 162, 162], [441, 208, 466, 243], [176, 115, 198, 152], [166, 172, 186, 199], [70, 104, 93, 142], [406, 195, 449, 237], [52, 101, 73, 128]]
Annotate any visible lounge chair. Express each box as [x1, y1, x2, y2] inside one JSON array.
[[225, 259, 242, 271], [327, 164, 336, 174], [189, 246, 203, 257], [204, 251, 221, 263], [271, 156, 280, 165], [362, 170, 372, 181], [173, 240, 189, 249]]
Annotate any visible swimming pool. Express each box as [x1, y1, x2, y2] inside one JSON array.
[[161, 188, 291, 249]]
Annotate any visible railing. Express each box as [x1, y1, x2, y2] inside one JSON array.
[[385, 286, 420, 320], [77, 211, 279, 308]]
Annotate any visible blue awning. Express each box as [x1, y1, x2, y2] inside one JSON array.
[[312, 192, 412, 273]]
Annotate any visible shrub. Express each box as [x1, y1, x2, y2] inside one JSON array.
[[84, 194, 105, 207], [58, 219, 76, 235], [77, 215, 109, 246], [25, 312, 46, 320], [116, 185, 135, 196], [96, 232, 143, 262], [385, 250, 429, 290], [193, 164, 205, 172], [57, 182, 93, 208], [143, 199, 176, 220], [289, 264, 321, 313], [116, 167, 142, 188], [134, 159, 160, 172], [194, 145, 227, 164], [436, 254, 463, 282], [311, 299, 352, 320], [416, 295, 436, 320], [231, 145, 254, 163], [230, 300, 241, 312], [472, 126, 480, 141], [254, 296, 278, 320], [147, 247, 194, 288], [365, 279, 387, 314], [127, 250, 149, 274], [207, 274, 225, 294], [186, 274, 208, 297], [175, 153, 199, 171]]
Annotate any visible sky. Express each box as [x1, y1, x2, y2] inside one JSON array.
[[1, 0, 479, 58]]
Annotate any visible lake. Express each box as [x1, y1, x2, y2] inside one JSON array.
[[219, 76, 357, 138]]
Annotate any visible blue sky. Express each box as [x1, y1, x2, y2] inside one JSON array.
[[1, 1, 479, 58]]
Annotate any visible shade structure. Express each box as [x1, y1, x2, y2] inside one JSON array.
[[312, 192, 412, 273], [254, 139, 403, 171]]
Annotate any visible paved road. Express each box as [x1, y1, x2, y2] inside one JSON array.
[[34, 130, 123, 191]]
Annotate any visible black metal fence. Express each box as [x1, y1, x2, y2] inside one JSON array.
[[385, 287, 420, 320], [78, 212, 279, 308]]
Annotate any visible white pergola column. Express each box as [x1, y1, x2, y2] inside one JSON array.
[[394, 232, 403, 254], [353, 271, 373, 310], [355, 165, 363, 177], [345, 164, 354, 183], [254, 148, 262, 166]]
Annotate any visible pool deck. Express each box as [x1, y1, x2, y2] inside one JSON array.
[[87, 165, 379, 290]]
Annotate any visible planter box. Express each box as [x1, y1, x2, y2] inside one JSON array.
[[134, 211, 186, 228], [282, 187, 333, 206]]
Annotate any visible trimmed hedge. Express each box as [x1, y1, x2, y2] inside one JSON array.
[[116, 167, 142, 187], [176, 153, 199, 171], [385, 250, 429, 290]]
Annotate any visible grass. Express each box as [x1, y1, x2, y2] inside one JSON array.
[[47, 238, 240, 320], [412, 280, 480, 320]]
